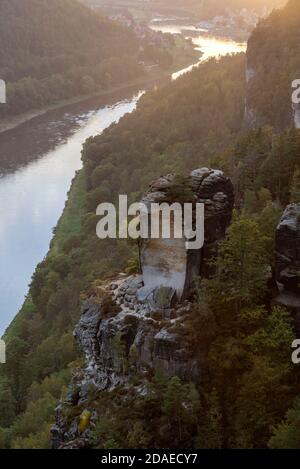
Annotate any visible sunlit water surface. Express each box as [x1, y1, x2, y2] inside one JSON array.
[[150, 22, 246, 79], [0, 92, 143, 335]]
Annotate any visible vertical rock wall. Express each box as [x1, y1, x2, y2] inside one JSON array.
[[139, 168, 234, 302], [275, 204, 300, 332]]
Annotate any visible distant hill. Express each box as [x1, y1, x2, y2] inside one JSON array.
[[155, 0, 286, 16], [0, 0, 141, 116], [199, 0, 285, 12]]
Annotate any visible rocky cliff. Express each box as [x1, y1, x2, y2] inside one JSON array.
[[244, 58, 258, 129], [244, 0, 300, 131], [275, 203, 300, 331], [140, 169, 234, 301], [51, 168, 234, 449]]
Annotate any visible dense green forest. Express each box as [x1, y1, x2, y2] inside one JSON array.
[[0, 0, 144, 117], [246, 0, 300, 129], [1, 49, 300, 448], [1, 0, 300, 450], [0, 53, 244, 448]]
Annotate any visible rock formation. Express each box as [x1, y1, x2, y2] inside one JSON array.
[[51, 168, 234, 449], [51, 274, 204, 448], [275, 204, 300, 331], [139, 168, 234, 304], [244, 58, 258, 129]]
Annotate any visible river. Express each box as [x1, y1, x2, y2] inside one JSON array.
[[0, 89, 144, 335], [0, 27, 246, 337], [150, 21, 246, 79]]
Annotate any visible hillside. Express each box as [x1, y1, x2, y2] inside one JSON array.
[[86, 0, 285, 20], [149, 0, 285, 17], [246, 0, 300, 129], [197, 0, 285, 13], [0, 0, 141, 117], [1, 0, 300, 450], [0, 53, 246, 449]]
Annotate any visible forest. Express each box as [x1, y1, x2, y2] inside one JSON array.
[[0, 0, 300, 450], [246, 0, 300, 129], [0, 0, 149, 117]]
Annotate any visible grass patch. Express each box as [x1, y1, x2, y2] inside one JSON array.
[[50, 169, 86, 255]]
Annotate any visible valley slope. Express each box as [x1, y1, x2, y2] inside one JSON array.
[[1, 0, 300, 450]]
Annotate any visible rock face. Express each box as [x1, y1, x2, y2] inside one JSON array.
[[140, 168, 234, 303], [275, 204, 300, 330], [276, 204, 300, 293], [244, 59, 258, 129], [76, 276, 204, 387], [52, 168, 234, 449], [52, 274, 205, 448]]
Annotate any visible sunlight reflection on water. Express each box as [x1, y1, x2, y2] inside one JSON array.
[[150, 22, 246, 79], [0, 92, 143, 336]]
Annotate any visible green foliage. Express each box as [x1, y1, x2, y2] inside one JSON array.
[[90, 372, 201, 449], [0, 377, 16, 428], [125, 254, 140, 275], [2, 3, 300, 448], [163, 175, 195, 204], [27, 333, 76, 382], [194, 389, 223, 449], [224, 126, 300, 206], [290, 166, 300, 203], [0, 0, 141, 117], [127, 421, 151, 449], [10, 393, 56, 449], [11, 423, 52, 449], [209, 212, 269, 311], [27, 369, 71, 404], [269, 398, 300, 449], [82, 54, 245, 202], [247, 0, 300, 129], [205, 300, 296, 448], [256, 202, 282, 264], [162, 377, 200, 441]]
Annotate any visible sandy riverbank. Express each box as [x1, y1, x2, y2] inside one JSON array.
[[0, 75, 152, 135], [0, 47, 199, 135]]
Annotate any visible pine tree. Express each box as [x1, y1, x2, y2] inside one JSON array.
[[211, 212, 269, 312], [0, 376, 16, 427], [195, 389, 223, 449], [162, 376, 186, 442], [269, 398, 300, 449]]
